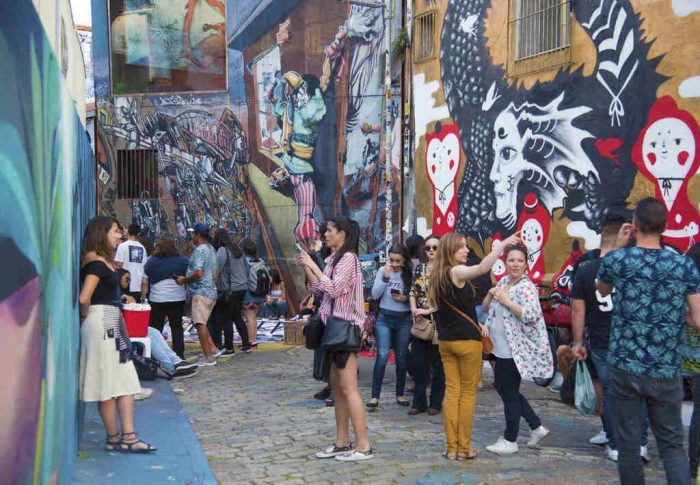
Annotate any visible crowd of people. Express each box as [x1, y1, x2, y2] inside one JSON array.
[[78, 197, 700, 483]]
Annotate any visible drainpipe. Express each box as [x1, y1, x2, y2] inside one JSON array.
[[383, 0, 394, 255]]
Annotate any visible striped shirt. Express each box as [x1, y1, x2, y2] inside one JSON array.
[[309, 252, 365, 326]]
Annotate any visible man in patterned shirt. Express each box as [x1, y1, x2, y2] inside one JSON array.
[[597, 198, 700, 485]]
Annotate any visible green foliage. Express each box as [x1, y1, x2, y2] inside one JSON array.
[[391, 27, 409, 63]]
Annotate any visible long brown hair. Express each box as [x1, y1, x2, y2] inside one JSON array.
[[428, 232, 473, 308], [80, 216, 120, 267], [153, 237, 180, 258]]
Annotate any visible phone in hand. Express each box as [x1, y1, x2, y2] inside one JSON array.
[[295, 242, 304, 253], [390, 288, 400, 295], [172, 274, 180, 280]]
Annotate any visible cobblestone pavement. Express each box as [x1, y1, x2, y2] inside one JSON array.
[[175, 344, 667, 484]]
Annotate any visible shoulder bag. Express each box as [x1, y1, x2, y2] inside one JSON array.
[[441, 297, 493, 354], [411, 314, 436, 342], [319, 256, 362, 352]]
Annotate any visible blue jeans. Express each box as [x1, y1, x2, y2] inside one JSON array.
[[411, 338, 445, 410], [610, 367, 689, 485], [590, 348, 649, 449], [371, 311, 412, 399], [148, 327, 182, 373]]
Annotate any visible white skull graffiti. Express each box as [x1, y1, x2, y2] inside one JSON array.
[[520, 218, 544, 270], [488, 95, 597, 229], [426, 132, 460, 216], [642, 117, 695, 208]]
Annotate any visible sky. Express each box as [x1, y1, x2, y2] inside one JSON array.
[[70, 0, 91, 27]]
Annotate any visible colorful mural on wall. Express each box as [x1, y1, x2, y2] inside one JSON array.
[[93, 0, 402, 305], [412, 0, 700, 282], [0, 2, 95, 484]]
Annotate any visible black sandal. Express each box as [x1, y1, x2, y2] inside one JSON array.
[[105, 432, 121, 451], [119, 432, 157, 453]]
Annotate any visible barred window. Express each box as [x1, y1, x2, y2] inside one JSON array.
[[414, 11, 436, 62], [515, 0, 570, 61], [116, 149, 159, 199]]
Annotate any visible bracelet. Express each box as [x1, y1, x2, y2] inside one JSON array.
[[572, 342, 584, 350]]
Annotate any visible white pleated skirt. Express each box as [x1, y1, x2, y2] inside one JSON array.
[[80, 305, 141, 402]]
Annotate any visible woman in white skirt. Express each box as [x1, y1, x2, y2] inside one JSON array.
[[79, 216, 156, 453]]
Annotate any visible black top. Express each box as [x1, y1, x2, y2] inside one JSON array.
[[570, 258, 611, 350], [436, 278, 481, 341], [81, 260, 120, 307], [467, 251, 491, 303]]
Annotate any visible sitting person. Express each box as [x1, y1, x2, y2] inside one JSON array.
[[262, 269, 288, 319], [119, 268, 198, 378]]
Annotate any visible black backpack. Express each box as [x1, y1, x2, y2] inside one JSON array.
[[132, 354, 171, 381], [247, 259, 271, 297]]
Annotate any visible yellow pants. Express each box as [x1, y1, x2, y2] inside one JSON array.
[[439, 339, 482, 453]]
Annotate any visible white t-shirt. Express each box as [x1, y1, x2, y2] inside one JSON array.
[[149, 279, 187, 303], [115, 240, 147, 293]]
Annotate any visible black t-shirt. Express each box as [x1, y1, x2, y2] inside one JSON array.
[[570, 258, 612, 350], [81, 260, 120, 307], [436, 280, 481, 341], [467, 252, 492, 303]]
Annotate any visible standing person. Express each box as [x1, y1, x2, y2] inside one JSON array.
[[115, 223, 148, 302], [367, 243, 413, 408], [176, 224, 222, 366], [241, 239, 270, 347], [406, 234, 426, 271], [296, 216, 373, 461], [144, 238, 189, 359], [597, 197, 700, 485], [684, 242, 700, 479], [212, 229, 252, 355], [428, 231, 520, 460], [571, 212, 651, 462], [79, 216, 156, 453], [483, 244, 553, 455], [408, 235, 445, 416]]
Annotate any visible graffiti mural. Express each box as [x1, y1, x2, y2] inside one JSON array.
[[413, 0, 700, 285], [94, 0, 402, 306], [425, 122, 461, 236], [0, 1, 95, 483]]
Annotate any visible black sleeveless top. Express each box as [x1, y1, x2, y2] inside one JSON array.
[[436, 279, 481, 341], [81, 261, 120, 307]]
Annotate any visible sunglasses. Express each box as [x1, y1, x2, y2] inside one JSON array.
[[425, 245, 438, 251]]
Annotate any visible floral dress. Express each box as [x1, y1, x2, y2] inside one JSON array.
[[486, 275, 553, 379], [410, 263, 430, 310]]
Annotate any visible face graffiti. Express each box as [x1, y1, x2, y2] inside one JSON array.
[[426, 123, 461, 235], [642, 118, 695, 185]]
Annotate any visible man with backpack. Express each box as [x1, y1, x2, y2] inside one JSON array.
[[241, 239, 271, 347]]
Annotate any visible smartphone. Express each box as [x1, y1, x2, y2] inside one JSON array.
[[295, 242, 303, 253], [390, 288, 400, 295], [172, 274, 180, 279]]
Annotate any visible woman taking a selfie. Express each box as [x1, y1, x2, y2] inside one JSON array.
[[296, 216, 373, 462], [428, 231, 520, 461], [368, 243, 413, 408]]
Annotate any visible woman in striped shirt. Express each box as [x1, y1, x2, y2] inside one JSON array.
[[297, 216, 373, 462]]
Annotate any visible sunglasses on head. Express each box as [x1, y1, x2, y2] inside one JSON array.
[[425, 245, 438, 251]]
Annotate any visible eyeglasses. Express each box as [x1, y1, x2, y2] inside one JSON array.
[[425, 245, 438, 251]]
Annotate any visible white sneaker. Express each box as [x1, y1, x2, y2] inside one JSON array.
[[589, 430, 609, 445], [486, 437, 519, 455], [605, 446, 619, 462], [134, 387, 155, 401], [315, 443, 353, 459], [212, 349, 225, 359], [527, 426, 550, 447], [640, 445, 650, 463], [197, 357, 217, 367], [334, 447, 374, 461]]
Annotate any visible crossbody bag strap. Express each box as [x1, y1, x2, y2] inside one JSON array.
[[224, 248, 232, 292], [441, 297, 482, 336]]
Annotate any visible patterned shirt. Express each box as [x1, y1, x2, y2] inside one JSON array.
[[309, 252, 365, 326], [186, 243, 218, 300], [410, 263, 430, 310], [598, 247, 700, 379]]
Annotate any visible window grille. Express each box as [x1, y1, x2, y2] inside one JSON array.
[[414, 11, 436, 62], [116, 149, 159, 199], [515, 0, 570, 61]]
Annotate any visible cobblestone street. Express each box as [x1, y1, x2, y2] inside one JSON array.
[[174, 344, 667, 484]]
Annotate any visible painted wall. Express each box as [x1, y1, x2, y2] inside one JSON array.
[[412, 0, 700, 284], [93, 0, 402, 306], [0, 1, 95, 484]]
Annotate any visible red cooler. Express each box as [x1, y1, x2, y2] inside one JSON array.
[[123, 307, 150, 337]]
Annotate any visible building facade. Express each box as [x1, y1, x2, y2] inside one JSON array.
[[92, 0, 403, 306], [411, 0, 700, 286]]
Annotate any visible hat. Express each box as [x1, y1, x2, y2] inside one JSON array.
[[282, 71, 304, 91], [187, 223, 211, 236]]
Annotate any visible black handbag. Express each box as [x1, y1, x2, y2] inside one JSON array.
[[132, 353, 172, 381], [303, 313, 324, 350], [321, 316, 361, 352]]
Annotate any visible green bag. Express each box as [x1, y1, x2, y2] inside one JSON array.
[[574, 360, 598, 417]]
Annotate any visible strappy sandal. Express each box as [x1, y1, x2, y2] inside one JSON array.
[[105, 432, 121, 452], [457, 450, 479, 460], [443, 451, 458, 460], [119, 432, 157, 453]]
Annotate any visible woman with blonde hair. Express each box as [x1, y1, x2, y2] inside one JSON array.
[[428, 231, 520, 460]]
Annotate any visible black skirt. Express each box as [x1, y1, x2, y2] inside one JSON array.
[[313, 349, 353, 381]]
